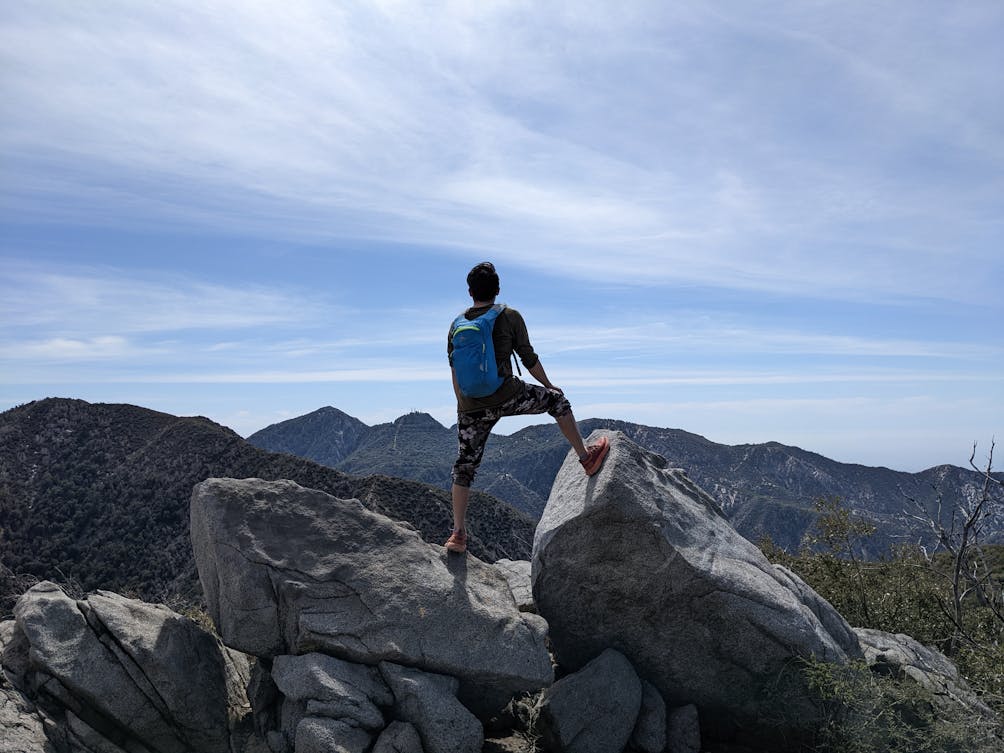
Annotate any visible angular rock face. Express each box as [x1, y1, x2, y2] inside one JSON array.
[[271, 652, 390, 749], [379, 662, 482, 753], [538, 648, 642, 753], [1, 681, 56, 753], [493, 559, 535, 613], [191, 477, 552, 706], [666, 704, 701, 753], [6, 581, 247, 753], [372, 720, 424, 753], [532, 431, 863, 748], [630, 679, 667, 753]]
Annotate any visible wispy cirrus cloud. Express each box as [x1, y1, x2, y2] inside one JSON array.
[[0, 262, 336, 335], [3, 336, 150, 361], [2, 2, 1001, 301]]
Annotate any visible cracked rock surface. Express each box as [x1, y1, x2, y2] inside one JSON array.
[[379, 662, 482, 753], [6, 581, 248, 753], [492, 559, 535, 613], [190, 477, 552, 707], [532, 430, 863, 750]]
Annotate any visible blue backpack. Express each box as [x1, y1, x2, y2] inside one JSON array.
[[450, 304, 507, 398]]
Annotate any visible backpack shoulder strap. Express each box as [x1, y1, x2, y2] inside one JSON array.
[[483, 303, 506, 323]]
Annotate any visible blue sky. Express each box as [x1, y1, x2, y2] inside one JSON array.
[[1, 1, 1001, 472]]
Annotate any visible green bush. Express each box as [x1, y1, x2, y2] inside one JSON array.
[[760, 496, 1004, 748], [803, 658, 1000, 753]]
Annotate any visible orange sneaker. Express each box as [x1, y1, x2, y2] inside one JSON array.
[[445, 529, 467, 553], [579, 436, 610, 476]]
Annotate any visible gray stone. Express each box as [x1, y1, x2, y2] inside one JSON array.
[[265, 729, 286, 753], [379, 662, 482, 753], [12, 581, 243, 753], [532, 431, 862, 748], [272, 653, 388, 730], [666, 704, 700, 753], [64, 709, 132, 753], [2, 618, 32, 691], [372, 720, 424, 753], [493, 559, 535, 612], [630, 680, 667, 753], [190, 478, 552, 709], [539, 648, 642, 753], [294, 716, 372, 753], [248, 659, 280, 737], [1, 683, 58, 753], [273, 652, 392, 706], [854, 627, 996, 718]]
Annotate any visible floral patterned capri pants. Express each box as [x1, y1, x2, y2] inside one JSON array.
[[452, 382, 572, 488]]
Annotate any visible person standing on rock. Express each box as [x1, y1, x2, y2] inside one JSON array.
[[445, 261, 609, 553]]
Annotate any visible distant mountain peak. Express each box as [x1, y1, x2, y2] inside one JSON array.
[[312, 405, 366, 422], [394, 411, 445, 430], [246, 406, 369, 467]]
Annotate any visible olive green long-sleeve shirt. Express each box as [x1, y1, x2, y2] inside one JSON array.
[[447, 304, 540, 412]]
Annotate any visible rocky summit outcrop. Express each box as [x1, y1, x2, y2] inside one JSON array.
[[1, 581, 253, 753], [190, 477, 552, 714], [6, 430, 995, 753], [532, 430, 864, 749]]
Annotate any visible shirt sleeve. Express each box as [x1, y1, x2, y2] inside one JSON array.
[[447, 324, 455, 367], [507, 309, 539, 370]]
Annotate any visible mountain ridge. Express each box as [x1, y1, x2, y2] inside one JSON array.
[[248, 407, 1003, 553]]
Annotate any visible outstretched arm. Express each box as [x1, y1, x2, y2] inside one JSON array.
[[528, 360, 562, 393]]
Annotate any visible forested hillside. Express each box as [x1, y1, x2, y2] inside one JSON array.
[[0, 399, 534, 606]]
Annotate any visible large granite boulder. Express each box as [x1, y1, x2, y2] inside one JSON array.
[[190, 477, 552, 711], [7, 581, 248, 753], [532, 430, 863, 748]]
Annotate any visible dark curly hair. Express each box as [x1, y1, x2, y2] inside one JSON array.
[[467, 261, 500, 301]]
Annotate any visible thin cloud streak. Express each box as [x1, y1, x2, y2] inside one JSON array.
[[0, 263, 337, 334], [5, 366, 990, 388], [533, 324, 1002, 360]]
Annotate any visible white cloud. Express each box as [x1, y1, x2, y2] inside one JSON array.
[[527, 316, 1004, 360], [106, 366, 445, 385], [0, 262, 335, 335], [3, 336, 143, 360], [2, 2, 1000, 301]]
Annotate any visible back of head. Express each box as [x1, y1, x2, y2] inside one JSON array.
[[467, 261, 500, 301]]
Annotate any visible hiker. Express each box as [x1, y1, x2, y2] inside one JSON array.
[[445, 261, 609, 553]]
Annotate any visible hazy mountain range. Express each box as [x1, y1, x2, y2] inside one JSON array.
[[248, 406, 1003, 554]]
